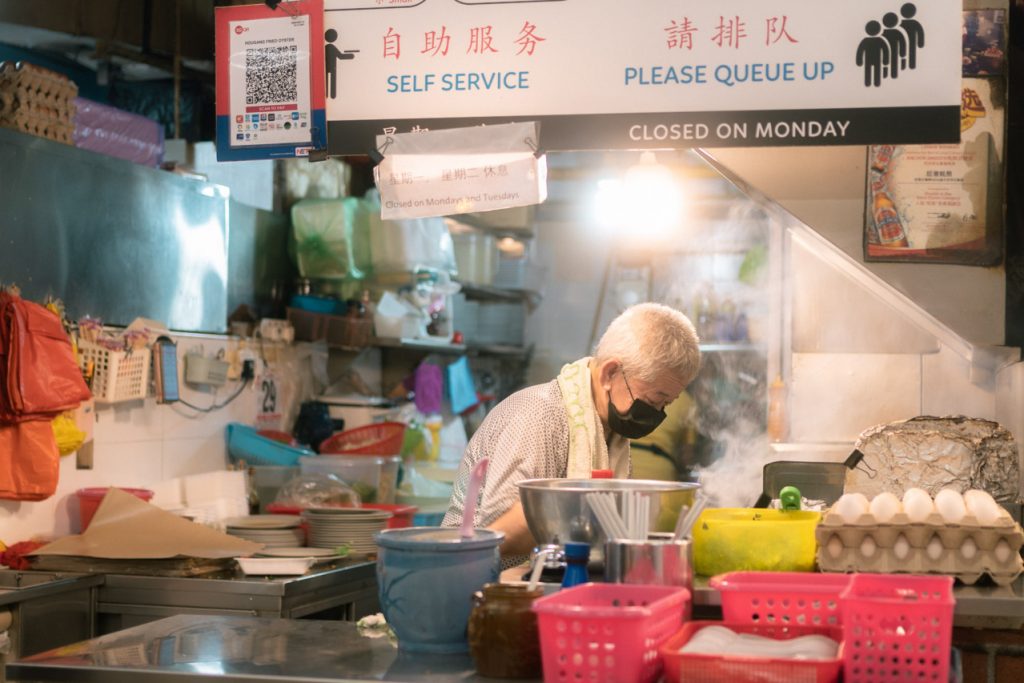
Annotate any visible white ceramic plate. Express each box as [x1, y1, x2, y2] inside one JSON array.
[[225, 514, 301, 529], [235, 557, 316, 575], [256, 547, 340, 559]]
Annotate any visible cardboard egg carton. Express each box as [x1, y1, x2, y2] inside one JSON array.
[[0, 61, 78, 145], [815, 508, 1023, 586]]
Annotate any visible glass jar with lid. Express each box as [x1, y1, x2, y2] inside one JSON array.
[[467, 583, 544, 678]]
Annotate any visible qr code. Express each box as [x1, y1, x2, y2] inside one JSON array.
[[245, 45, 297, 105]]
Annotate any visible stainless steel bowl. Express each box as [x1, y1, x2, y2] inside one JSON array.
[[518, 479, 700, 563]]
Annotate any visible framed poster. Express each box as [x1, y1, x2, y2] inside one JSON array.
[[214, 0, 325, 161], [863, 77, 1004, 265], [962, 9, 1006, 76]]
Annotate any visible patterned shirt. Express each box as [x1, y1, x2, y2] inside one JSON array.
[[442, 378, 629, 568]]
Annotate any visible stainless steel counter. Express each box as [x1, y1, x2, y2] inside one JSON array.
[[95, 561, 379, 634], [8, 614, 501, 683]]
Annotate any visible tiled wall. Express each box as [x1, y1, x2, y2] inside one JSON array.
[[0, 333, 259, 545]]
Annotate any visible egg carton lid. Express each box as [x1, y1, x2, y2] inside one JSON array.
[[820, 509, 1018, 529]]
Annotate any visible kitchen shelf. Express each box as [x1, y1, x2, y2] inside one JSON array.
[[457, 281, 543, 309], [329, 337, 530, 358]]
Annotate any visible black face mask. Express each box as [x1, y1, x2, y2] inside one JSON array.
[[607, 372, 667, 439]]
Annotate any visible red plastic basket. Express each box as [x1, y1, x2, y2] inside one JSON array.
[[319, 422, 406, 455], [531, 582, 689, 683], [660, 621, 843, 683], [840, 574, 954, 683], [709, 572, 851, 627]]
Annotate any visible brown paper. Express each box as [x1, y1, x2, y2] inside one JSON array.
[[35, 487, 262, 559]]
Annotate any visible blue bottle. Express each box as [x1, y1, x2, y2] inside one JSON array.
[[561, 542, 590, 588]]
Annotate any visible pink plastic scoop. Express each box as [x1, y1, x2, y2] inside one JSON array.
[[459, 457, 490, 538]]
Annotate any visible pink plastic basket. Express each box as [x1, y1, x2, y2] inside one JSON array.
[[840, 574, 954, 683], [660, 621, 844, 683], [531, 582, 689, 683], [709, 571, 852, 627]]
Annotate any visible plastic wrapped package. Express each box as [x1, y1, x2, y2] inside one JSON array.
[[273, 472, 361, 509], [73, 97, 163, 167], [290, 197, 371, 280]]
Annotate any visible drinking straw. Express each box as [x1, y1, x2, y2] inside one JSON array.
[[677, 493, 708, 540], [672, 505, 691, 541], [460, 457, 490, 538], [527, 547, 551, 591]]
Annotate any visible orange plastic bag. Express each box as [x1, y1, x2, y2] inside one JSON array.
[[0, 292, 91, 421], [0, 419, 59, 501]]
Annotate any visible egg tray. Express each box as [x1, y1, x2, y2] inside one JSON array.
[[815, 509, 1023, 586]]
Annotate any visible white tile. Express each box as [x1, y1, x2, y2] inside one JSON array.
[[922, 347, 997, 420], [790, 353, 921, 443], [93, 398, 163, 444], [88, 440, 165, 485], [161, 435, 231, 479]]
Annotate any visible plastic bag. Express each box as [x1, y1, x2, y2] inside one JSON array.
[[274, 473, 360, 508], [364, 191, 455, 274], [52, 411, 85, 456], [290, 197, 370, 280]]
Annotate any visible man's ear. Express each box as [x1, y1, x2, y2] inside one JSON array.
[[597, 359, 620, 390]]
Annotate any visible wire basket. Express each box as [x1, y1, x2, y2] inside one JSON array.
[[531, 582, 689, 683], [709, 571, 851, 627], [77, 340, 150, 403], [840, 574, 954, 683]]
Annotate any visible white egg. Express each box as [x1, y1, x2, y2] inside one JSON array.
[[832, 493, 870, 524], [902, 488, 935, 523], [934, 489, 967, 524], [827, 534, 844, 559], [893, 534, 911, 560], [994, 539, 1013, 564], [926, 535, 944, 561], [963, 489, 1001, 525], [960, 537, 978, 560], [869, 492, 902, 523], [860, 535, 877, 558]]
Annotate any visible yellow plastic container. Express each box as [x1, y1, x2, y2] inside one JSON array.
[[692, 508, 821, 576]]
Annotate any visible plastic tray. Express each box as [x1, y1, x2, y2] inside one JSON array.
[[660, 621, 843, 683], [709, 571, 851, 626], [531, 582, 689, 683], [840, 574, 954, 683], [227, 423, 314, 467]]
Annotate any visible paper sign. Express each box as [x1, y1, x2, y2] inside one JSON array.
[[373, 121, 547, 220], [375, 152, 546, 220]]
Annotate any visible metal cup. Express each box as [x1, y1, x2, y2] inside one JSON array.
[[603, 536, 693, 609]]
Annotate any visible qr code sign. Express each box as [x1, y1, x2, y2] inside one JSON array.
[[245, 45, 298, 105]]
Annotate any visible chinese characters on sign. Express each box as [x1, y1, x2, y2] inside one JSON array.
[[323, 0, 961, 154]]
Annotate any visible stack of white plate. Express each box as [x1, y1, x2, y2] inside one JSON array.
[[302, 508, 392, 556], [225, 515, 304, 548]]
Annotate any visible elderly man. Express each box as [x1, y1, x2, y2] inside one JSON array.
[[442, 303, 701, 566]]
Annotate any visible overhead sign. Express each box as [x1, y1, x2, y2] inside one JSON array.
[[323, 0, 961, 154], [215, 0, 325, 161]]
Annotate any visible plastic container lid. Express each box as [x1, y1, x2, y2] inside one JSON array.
[[375, 527, 504, 551]]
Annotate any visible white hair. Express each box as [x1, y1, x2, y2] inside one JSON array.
[[594, 303, 701, 386]]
